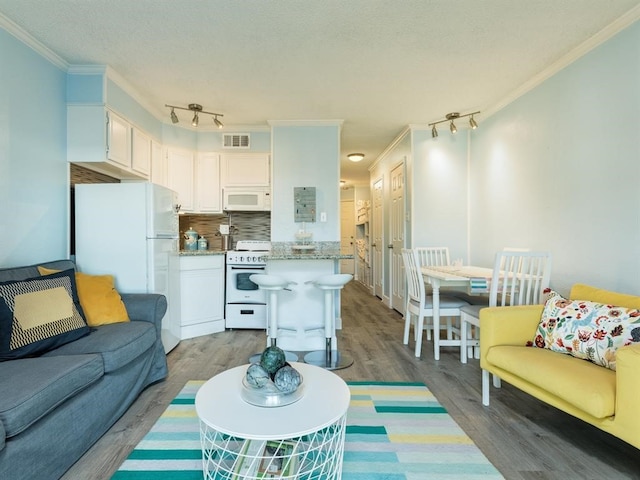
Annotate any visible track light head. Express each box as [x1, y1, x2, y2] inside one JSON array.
[[191, 112, 199, 127], [469, 115, 478, 129], [431, 125, 438, 138], [213, 116, 224, 129], [170, 108, 179, 124], [449, 121, 457, 134]]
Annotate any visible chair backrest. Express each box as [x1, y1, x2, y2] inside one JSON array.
[[401, 248, 424, 304], [489, 251, 552, 307], [414, 247, 450, 267]]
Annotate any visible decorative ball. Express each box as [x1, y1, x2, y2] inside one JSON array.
[[273, 365, 302, 393], [260, 346, 287, 376], [245, 363, 270, 388]]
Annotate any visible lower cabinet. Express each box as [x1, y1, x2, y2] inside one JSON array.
[[179, 255, 225, 339]]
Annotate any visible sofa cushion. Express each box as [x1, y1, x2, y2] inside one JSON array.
[[0, 269, 90, 361], [533, 290, 640, 371], [0, 354, 103, 437], [43, 321, 156, 373], [487, 345, 616, 419], [38, 267, 130, 327]]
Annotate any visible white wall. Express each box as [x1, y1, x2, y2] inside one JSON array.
[[469, 22, 640, 295], [0, 28, 68, 267]]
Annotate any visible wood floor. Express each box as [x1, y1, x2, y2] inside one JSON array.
[[62, 281, 640, 480]]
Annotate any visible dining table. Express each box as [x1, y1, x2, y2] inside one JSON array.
[[420, 265, 494, 360]]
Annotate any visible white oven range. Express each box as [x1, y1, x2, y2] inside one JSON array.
[[225, 240, 271, 329]]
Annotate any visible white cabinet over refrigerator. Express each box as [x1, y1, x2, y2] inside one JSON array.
[[74, 182, 181, 353]]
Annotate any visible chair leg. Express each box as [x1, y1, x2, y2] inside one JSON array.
[[493, 375, 501, 388], [403, 312, 411, 345], [460, 316, 468, 364], [414, 315, 424, 358], [482, 369, 490, 406]]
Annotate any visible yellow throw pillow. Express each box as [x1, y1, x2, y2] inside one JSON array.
[[38, 267, 130, 327]]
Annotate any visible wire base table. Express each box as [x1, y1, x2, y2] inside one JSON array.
[[196, 363, 350, 480]]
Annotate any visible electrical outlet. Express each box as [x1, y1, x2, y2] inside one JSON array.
[[320, 212, 327, 222]]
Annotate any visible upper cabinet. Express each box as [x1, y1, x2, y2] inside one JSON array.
[[165, 149, 223, 214], [131, 127, 151, 177], [221, 153, 270, 188], [150, 141, 167, 188], [167, 148, 195, 212], [67, 105, 150, 180], [196, 153, 222, 213]]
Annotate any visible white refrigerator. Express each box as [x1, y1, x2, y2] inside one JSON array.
[[75, 182, 181, 353]]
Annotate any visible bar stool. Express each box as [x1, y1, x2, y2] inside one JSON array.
[[248, 274, 299, 364], [303, 273, 354, 370]]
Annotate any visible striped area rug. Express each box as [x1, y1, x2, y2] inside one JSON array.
[[112, 381, 503, 480]]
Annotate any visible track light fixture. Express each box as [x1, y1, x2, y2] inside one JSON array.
[[165, 103, 224, 128], [429, 111, 480, 138]]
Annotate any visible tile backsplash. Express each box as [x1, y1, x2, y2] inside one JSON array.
[[179, 212, 271, 250]]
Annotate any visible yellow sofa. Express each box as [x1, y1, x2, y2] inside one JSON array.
[[480, 283, 640, 450]]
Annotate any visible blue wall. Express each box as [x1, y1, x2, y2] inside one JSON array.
[[0, 28, 68, 267], [469, 21, 640, 295], [271, 123, 341, 241]]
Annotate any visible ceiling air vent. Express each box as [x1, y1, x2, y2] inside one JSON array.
[[223, 134, 250, 149]]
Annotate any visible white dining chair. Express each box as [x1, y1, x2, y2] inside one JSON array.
[[401, 248, 470, 358], [459, 250, 552, 405], [414, 247, 456, 340]]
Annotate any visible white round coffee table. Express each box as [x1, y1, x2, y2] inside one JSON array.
[[195, 362, 350, 480]]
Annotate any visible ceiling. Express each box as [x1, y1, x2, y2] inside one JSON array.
[[1, 1, 639, 186]]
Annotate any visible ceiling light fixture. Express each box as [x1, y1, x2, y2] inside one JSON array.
[[347, 153, 365, 162], [165, 103, 224, 128], [429, 111, 480, 138]]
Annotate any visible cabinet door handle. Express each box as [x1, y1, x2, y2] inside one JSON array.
[[387, 244, 393, 249]]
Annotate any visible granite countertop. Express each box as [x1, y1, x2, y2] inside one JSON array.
[[266, 242, 354, 260], [179, 249, 227, 256]]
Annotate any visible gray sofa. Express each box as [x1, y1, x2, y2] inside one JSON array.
[[0, 259, 168, 480]]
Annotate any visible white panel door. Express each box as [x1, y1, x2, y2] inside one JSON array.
[[372, 179, 384, 299], [390, 162, 405, 312]]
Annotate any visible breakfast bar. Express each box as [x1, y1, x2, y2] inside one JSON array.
[[263, 242, 353, 353]]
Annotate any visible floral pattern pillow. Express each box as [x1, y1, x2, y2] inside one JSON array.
[[532, 290, 640, 371]]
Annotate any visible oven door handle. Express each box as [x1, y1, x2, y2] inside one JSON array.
[[228, 266, 266, 270]]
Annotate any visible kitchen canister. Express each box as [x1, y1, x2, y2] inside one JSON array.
[[184, 227, 198, 251], [198, 236, 208, 251]]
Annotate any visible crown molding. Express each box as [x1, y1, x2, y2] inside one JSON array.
[[368, 126, 411, 172], [0, 12, 68, 70], [482, 5, 640, 119], [268, 119, 344, 128]]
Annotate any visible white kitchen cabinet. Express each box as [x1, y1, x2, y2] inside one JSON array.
[[68, 105, 143, 180], [196, 153, 222, 213], [131, 127, 151, 177], [221, 153, 270, 188], [150, 141, 168, 187], [167, 148, 195, 212], [179, 255, 225, 339], [107, 111, 131, 168]]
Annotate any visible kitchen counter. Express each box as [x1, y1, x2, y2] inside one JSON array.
[[179, 250, 227, 256], [262, 241, 352, 352], [266, 242, 353, 260]]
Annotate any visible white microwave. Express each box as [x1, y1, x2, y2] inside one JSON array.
[[223, 187, 271, 211]]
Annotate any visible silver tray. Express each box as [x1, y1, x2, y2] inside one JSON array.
[[240, 374, 305, 408]]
